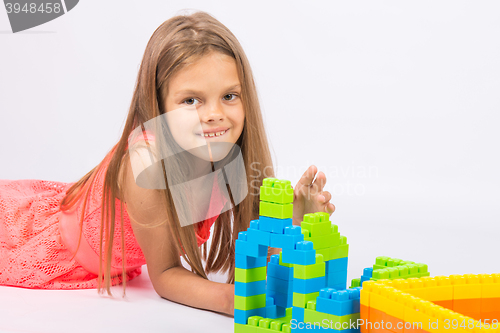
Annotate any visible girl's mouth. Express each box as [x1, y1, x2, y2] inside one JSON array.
[[196, 128, 229, 139]]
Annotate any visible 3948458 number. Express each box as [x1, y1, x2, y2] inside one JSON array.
[[5, 2, 62, 14]]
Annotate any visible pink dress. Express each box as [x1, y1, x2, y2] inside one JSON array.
[[0, 146, 227, 289]]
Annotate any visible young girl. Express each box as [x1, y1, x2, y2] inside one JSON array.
[[0, 11, 335, 316]]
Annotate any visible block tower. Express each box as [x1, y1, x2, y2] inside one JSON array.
[[235, 178, 358, 332]]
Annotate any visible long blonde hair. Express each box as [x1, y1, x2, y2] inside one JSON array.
[[60, 11, 274, 296]]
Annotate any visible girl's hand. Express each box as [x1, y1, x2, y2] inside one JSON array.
[[292, 165, 335, 226]]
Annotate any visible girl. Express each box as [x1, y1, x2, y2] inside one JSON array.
[[0, 11, 335, 316]]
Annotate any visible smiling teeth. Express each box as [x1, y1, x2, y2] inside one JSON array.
[[203, 130, 227, 137]]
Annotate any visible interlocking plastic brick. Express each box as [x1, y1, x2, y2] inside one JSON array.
[[235, 267, 267, 283], [265, 304, 287, 319], [281, 241, 316, 265], [270, 226, 304, 250], [267, 289, 293, 308], [235, 254, 267, 269], [268, 255, 294, 280], [234, 308, 266, 325], [259, 201, 293, 219], [260, 178, 294, 204], [235, 294, 267, 310], [326, 270, 347, 289], [267, 276, 293, 294], [258, 216, 293, 234], [235, 238, 268, 258], [235, 280, 267, 297], [292, 306, 305, 323], [304, 233, 340, 250], [316, 288, 360, 316], [246, 227, 272, 246], [330, 236, 349, 260], [293, 255, 325, 279], [326, 257, 348, 273], [292, 291, 320, 308], [301, 212, 333, 236], [293, 276, 326, 294]]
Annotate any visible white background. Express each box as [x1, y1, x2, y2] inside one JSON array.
[[1, 1, 499, 332]]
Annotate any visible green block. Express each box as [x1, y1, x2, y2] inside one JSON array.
[[235, 294, 267, 310], [306, 300, 316, 310], [301, 212, 332, 236], [294, 260, 325, 279], [293, 291, 319, 308], [304, 308, 330, 328], [279, 252, 293, 268], [235, 267, 267, 283], [304, 232, 340, 250], [350, 278, 361, 288], [316, 247, 333, 262], [327, 312, 361, 328], [330, 236, 349, 260], [260, 178, 294, 204], [259, 201, 293, 219], [235, 318, 291, 333]]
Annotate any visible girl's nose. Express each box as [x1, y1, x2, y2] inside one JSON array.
[[200, 102, 225, 123]]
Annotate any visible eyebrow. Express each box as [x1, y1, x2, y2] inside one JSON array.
[[173, 84, 241, 97]]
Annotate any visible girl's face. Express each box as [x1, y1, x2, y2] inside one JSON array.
[[163, 51, 245, 162]]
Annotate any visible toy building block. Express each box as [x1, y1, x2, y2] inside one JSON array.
[[330, 236, 349, 260], [281, 241, 316, 266], [234, 308, 266, 325], [301, 212, 333, 236], [292, 291, 320, 308], [326, 257, 348, 273], [259, 216, 293, 234], [268, 255, 294, 280], [304, 233, 340, 250], [292, 306, 305, 323], [265, 297, 287, 319], [236, 266, 267, 283], [293, 254, 325, 280], [278, 252, 294, 268], [316, 288, 361, 316], [293, 276, 326, 294], [260, 201, 293, 219], [450, 274, 482, 319], [326, 270, 347, 289], [267, 289, 293, 308], [236, 280, 267, 297], [236, 231, 268, 258], [236, 254, 268, 269], [260, 178, 294, 204], [268, 276, 294, 294], [247, 220, 272, 246], [479, 273, 500, 320], [270, 226, 304, 250], [235, 294, 267, 311], [350, 278, 361, 288]]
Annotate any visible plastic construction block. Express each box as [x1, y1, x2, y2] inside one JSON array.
[[267, 289, 293, 308], [266, 305, 287, 319], [350, 278, 361, 288], [236, 254, 268, 269], [235, 237, 268, 258], [316, 288, 361, 316], [258, 216, 293, 234], [292, 306, 305, 323], [260, 178, 294, 204], [304, 232, 340, 250], [330, 236, 349, 260], [247, 226, 272, 247], [267, 276, 293, 294], [234, 308, 266, 325], [292, 291, 320, 308], [301, 212, 333, 237], [268, 255, 294, 280], [236, 267, 267, 283], [235, 294, 267, 311], [281, 241, 316, 265], [293, 255, 325, 280], [293, 276, 326, 294], [326, 270, 347, 289], [270, 226, 304, 250], [326, 257, 348, 273], [259, 201, 293, 219], [235, 280, 267, 297]]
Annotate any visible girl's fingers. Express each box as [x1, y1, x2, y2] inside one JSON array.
[[326, 203, 335, 214], [295, 165, 317, 195], [320, 191, 332, 203], [311, 171, 326, 194]]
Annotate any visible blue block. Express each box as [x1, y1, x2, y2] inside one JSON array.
[[326, 257, 348, 273], [281, 241, 316, 265], [234, 308, 266, 324], [246, 227, 271, 246], [235, 280, 266, 297], [267, 289, 293, 308], [267, 276, 293, 294], [329, 283, 347, 290], [266, 305, 286, 319], [292, 306, 305, 322], [235, 239, 268, 258], [362, 267, 373, 278], [326, 270, 347, 287], [259, 216, 293, 234], [270, 226, 304, 249], [316, 288, 359, 316], [235, 254, 267, 269], [293, 276, 325, 294], [268, 256, 294, 280]]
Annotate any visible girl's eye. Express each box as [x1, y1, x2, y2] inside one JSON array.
[[183, 98, 199, 106], [223, 94, 238, 101]]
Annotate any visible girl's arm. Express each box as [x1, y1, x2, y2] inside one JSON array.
[[120, 156, 234, 315]]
